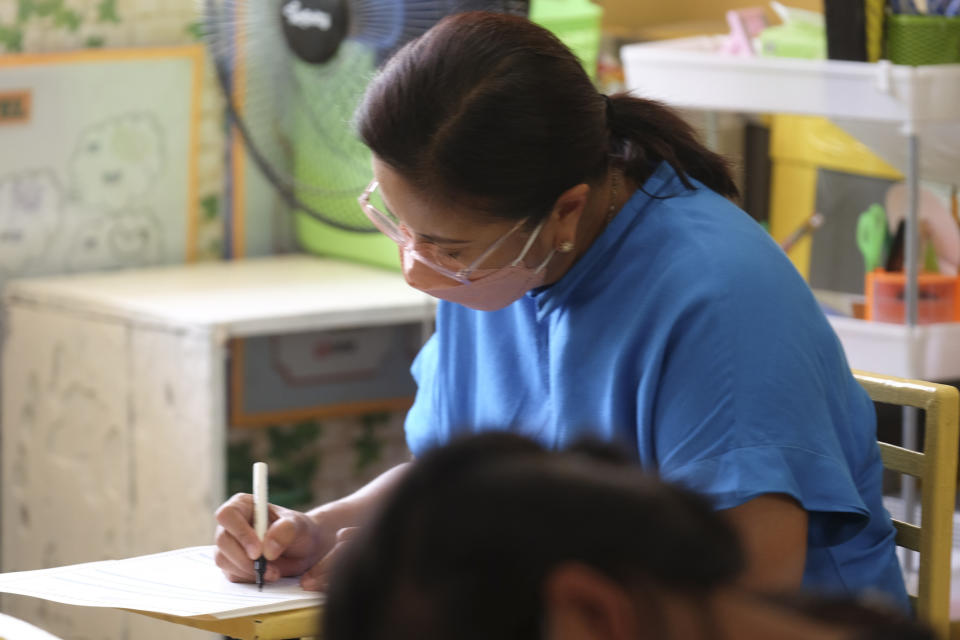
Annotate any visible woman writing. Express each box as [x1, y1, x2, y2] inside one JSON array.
[[214, 12, 906, 607]]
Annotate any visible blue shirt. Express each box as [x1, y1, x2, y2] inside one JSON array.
[[405, 162, 908, 607]]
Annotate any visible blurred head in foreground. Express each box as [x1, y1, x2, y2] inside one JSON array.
[[324, 432, 932, 640]]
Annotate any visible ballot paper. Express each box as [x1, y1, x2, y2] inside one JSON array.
[[0, 546, 323, 619], [0, 612, 64, 640]]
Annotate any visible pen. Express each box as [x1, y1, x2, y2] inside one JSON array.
[[780, 212, 824, 253], [253, 462, 268, 591]]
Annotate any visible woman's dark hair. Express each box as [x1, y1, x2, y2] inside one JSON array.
[[355, 12, 738, 222], [323, 432, 745, 640]]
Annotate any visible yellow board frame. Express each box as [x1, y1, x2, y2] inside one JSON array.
[[228, 337, 416, 430], [0, 45, 205, 262]]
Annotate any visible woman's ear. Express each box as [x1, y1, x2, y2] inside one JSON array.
[[542, 563, 639, 640], [547, 183, 590, 250]]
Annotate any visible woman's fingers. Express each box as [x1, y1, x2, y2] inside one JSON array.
[[213, 493, 264, 584], [214, 535, 282, 583], [299, 555, 335, 591], [300, 527, 361, 591], [215, 493, 261, 560], [213, 531, 256, 582], [214, 524, 254, 571], [262, 511, 309, 561]]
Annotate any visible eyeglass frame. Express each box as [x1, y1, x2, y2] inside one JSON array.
[[358, 180, 542, 284]]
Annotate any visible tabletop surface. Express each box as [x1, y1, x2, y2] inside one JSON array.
[[3, 255, 436, 338], [129, 606, 322, 640]]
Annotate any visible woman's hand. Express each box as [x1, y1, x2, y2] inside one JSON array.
[[300, 526, 363, 591], [213, 462, 410, 591], [214, 493, 338, 590]]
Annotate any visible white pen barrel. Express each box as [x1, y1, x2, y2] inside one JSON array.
[[253, 462, 268, 542]]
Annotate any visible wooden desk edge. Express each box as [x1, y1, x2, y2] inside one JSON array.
[[125, 605, 322, 640]]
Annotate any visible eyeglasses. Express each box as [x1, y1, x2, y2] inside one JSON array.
[[358, 180, 532, 284]]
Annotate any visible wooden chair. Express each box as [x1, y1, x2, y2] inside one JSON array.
[[854, 370, 959, 639]]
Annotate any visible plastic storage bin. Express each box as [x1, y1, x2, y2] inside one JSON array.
[[886, 14, 960, 65], [530, 0, 603, 78], [865, 270, 960, 324]]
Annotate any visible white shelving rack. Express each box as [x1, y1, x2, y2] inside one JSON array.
[[621, 36, 960, 381], [622, 38, 960, 554]]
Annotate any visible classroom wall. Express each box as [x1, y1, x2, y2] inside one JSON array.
[[0, 0, 409, 534]]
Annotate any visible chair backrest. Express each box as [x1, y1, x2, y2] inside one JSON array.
[[854, 370, 959, 639]]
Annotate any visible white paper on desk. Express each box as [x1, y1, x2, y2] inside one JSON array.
[[0, 546, 323, 619]]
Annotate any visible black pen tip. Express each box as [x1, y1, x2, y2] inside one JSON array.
[[254, 555, 266, 592]]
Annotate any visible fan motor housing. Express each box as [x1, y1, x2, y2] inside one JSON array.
[[280, 0, 349, 64]]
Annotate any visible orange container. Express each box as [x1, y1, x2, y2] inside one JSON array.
[[865, 270, 960, 324]]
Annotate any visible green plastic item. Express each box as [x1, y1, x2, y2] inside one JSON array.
[[759, 22, 827, 59], [924, 242, 940, 273], [886, 14, 960, 66], [857, 203, 888, 273], [292, 43, 401, 271], [530, 0, 603, 78]]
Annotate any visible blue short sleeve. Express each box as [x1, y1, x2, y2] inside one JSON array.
[[664, 446, 868, 547], [644, 224, 878, 550]]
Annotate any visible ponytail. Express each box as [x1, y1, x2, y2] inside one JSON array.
[[607, 94, 740, 201]]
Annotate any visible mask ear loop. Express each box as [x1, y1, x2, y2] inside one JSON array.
[[510, 219, 548, 268], [454, 217, 528, 280], [533, 248, 556, 274]]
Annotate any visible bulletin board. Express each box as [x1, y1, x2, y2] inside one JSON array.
[[0, 45, 202, 282], [808, 169, 898, 294], [229, 325, 423, 428]]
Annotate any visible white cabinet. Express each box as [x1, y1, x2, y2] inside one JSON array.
[[1, 255, 435, 640]]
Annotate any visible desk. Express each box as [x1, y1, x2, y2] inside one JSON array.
[[1, 255, 435, 640], [130, 606, 321, 640]]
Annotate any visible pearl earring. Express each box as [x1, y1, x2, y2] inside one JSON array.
[[558, 241, 575, 253]]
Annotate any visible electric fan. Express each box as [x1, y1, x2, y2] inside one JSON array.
[[203, 0, 529, 267]]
